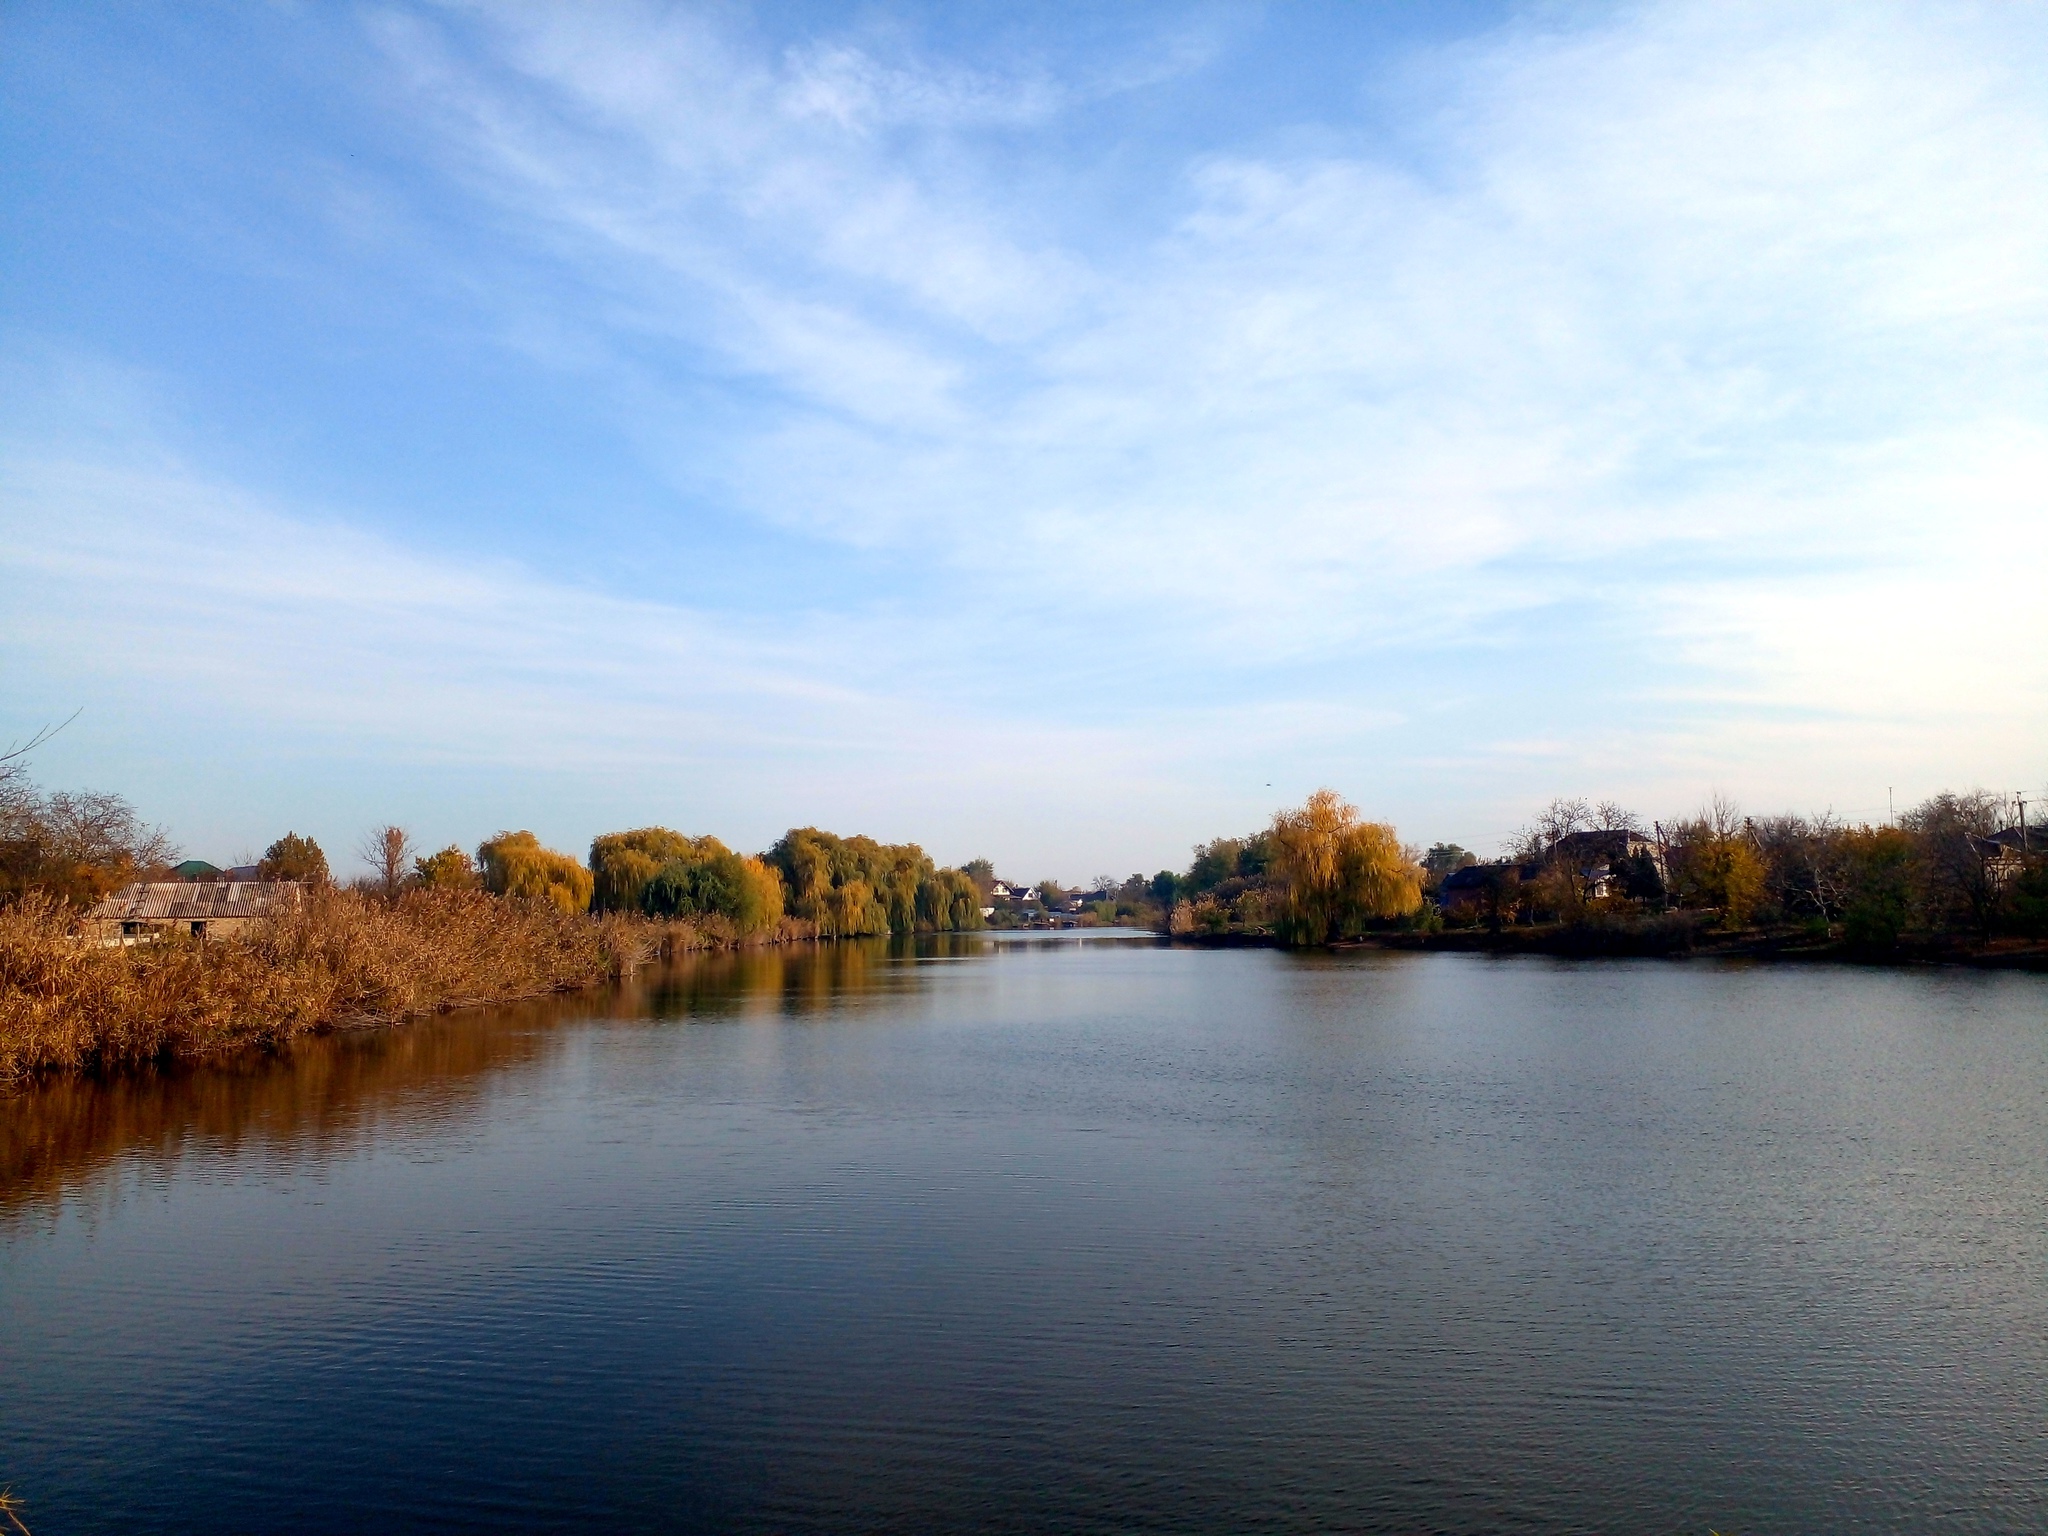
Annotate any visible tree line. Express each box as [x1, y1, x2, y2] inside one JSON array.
[[1159, 787, 2047, 948], [1, 752, 984, 939], [7, 740, 2041, 952]]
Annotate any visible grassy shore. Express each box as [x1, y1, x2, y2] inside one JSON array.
[[0, 887, 817, 1086]]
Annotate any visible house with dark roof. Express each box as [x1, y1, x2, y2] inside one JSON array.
[[1438, 861, 1539, 917]]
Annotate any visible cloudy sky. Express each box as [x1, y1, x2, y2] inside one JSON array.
[[3, 1, 2044, 880]]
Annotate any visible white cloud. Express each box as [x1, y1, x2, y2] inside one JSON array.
[[378, 3, 2048, 620]]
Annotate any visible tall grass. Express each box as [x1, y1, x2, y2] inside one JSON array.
[[0, 887, 814, 1085]]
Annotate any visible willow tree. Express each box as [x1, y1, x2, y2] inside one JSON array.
[[477, 830, 593, 916], [769, 827, 984, 936], [590, 827, 704, 914], [1268, 789, 1421, 945], [637, 836, 785, 936]]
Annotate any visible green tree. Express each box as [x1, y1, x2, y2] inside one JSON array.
[[1421, 843, 1478, 889], [768, 827, 982, 936], [638, 837, 785, 935], [590, 827, 703, 914], [1841, 827, 1914, 947], [259, 831, 328, 884]]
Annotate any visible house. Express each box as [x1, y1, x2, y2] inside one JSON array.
[[1540, 829, 1666, 900], [85, 881, 304, 943], [171, 859, 223, 882], [1438, 862, 1538, 916], [1970, 826, 2043, 887], [1547, 829, 1663, 872]]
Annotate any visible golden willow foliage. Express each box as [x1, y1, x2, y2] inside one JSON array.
[[1268, 789, 1422, 945], [589, 827, 784, 936], [477, 831, 593, 916], [768, 828, 984, 938]]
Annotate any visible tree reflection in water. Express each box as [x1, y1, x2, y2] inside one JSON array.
[[0, 935, 1006, 1222]]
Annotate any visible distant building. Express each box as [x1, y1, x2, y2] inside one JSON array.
[[1438, 862, 1536, 917], [1546, 829, 1663, 873], [1970, 827, 2043, 887], [171, 859, 223, 882], [85, 881, 304, 943]]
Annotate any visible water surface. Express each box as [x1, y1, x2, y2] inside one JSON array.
[[5, 938, 2046, 1533]]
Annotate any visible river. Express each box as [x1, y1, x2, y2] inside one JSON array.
[[4, 936, 2045, 1533]]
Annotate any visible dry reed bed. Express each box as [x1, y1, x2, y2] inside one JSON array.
[[0, 888, 813, 1085]]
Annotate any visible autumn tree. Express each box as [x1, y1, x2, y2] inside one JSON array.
[[0, 777, 177, 906], [1902, 790, 2007, 938], [1267, 788, 1421, 945], [359, 824, 415, 902], [413, 845, 478, 889], [477, 830, 593, 916]]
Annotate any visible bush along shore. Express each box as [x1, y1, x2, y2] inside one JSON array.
[[0, 885, 825, 1086], [0, 746, 996, 1085]]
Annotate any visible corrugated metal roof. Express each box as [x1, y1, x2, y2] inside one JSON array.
[[86, 882, 305, 922]]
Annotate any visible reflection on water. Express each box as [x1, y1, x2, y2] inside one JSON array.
[[4, 942, 2046, 1535], [0, 934, 1111, 1221]]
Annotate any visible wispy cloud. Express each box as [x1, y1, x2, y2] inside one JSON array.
[[377, 3, 2048, 625]]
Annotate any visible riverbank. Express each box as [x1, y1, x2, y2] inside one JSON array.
[[1174, 917, 2048, 969], [0, 888, 820, 1086]]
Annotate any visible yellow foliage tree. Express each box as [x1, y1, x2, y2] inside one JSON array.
[[476, 831, 593, 916], [1268, 789, 1421, 945]]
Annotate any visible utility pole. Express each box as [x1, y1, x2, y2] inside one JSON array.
[[2020, 794, 2031, 854]]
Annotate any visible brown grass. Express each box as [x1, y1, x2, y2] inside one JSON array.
[[0, 887, 816, 1085]]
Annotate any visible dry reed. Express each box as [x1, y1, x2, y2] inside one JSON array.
[[0, 887, 814, 1085]]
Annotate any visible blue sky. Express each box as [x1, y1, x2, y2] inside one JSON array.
[[3, 1, 2045, 882]]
